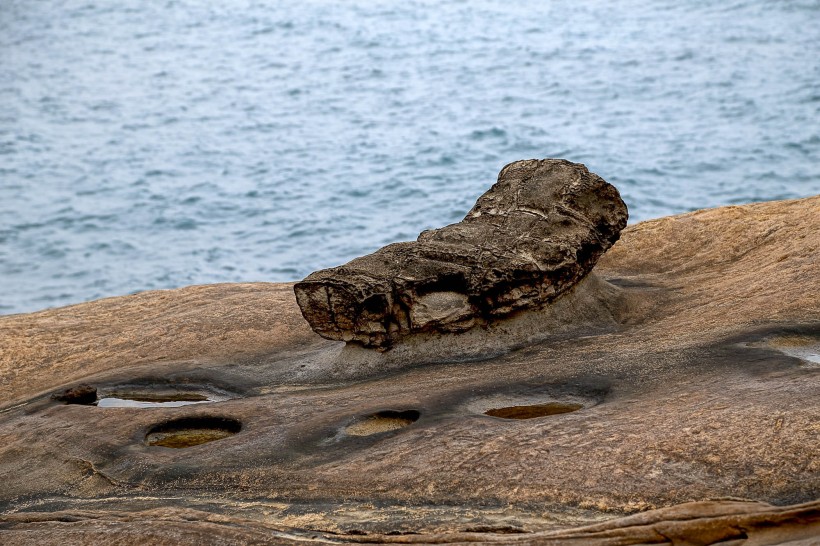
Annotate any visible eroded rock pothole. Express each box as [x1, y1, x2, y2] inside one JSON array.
[[484, 402, 583, 419], [743, 334, 820, 366], [95, 384, 234, 408], [465, 387, 604, 421], [145, 416, 241, 448], [344, 410, 420, 437], [51, 384, 97, 405], [98, 392, 216, 408]]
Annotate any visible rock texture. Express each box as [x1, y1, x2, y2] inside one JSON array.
[[1, 500, 818, 545], [0, 195, 819, 544], [294, 159, 627, 348]]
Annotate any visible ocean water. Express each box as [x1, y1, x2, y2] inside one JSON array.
[[1, 0, 818, 315]]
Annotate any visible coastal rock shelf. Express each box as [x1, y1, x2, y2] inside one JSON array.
[[294, 159, 628, 348], [1, 190, 818, 544]]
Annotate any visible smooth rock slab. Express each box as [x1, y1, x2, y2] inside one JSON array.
[[294, 159, 628, 348]]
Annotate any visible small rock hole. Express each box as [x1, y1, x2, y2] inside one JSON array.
[[345, 410, 420, 437], [416, 273, 468, 296], [145, 416, 241, 448], [485, 402, 582, 419], [362, 294, 387, 314], [51, 384, 97, 405], [98, 392, 213, 408]]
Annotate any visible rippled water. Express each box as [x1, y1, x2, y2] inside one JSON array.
[[1, 0, 818, 315]]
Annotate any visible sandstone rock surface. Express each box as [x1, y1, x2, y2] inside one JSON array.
[[294, 159, 627, 348], [1, 195, 819, 544]]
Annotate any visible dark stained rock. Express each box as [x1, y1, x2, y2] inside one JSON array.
[[51, 383, 97, 405], [294, 159, 628, 348]]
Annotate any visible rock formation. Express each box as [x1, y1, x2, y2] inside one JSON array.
[[294, 159, 628, 348], [1, 192, 818, 544]]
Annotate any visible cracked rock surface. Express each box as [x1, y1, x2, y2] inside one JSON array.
[[294, 159, 628, 348]]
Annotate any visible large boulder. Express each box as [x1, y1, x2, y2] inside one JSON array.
[[294, 159, 628, 348]]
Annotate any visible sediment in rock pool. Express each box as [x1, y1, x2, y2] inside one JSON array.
[[294, 159, 628, 349]]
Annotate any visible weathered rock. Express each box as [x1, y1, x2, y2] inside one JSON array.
[[294, 159, 628, 348], [0, 195, 819, 543], [51, 384, 97, 405], [1, 500, 818, 545]]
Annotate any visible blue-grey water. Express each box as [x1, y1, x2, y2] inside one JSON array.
[[1, 0, 819, 315]]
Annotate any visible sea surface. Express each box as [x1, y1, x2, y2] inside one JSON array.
[[1, 0, 818, 315]]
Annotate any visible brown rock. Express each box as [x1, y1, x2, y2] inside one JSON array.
[[294, 159, 628, 348], [0, 195, 818, 543]]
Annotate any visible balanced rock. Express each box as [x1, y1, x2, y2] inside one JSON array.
[[294, 159, 628, 348]]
